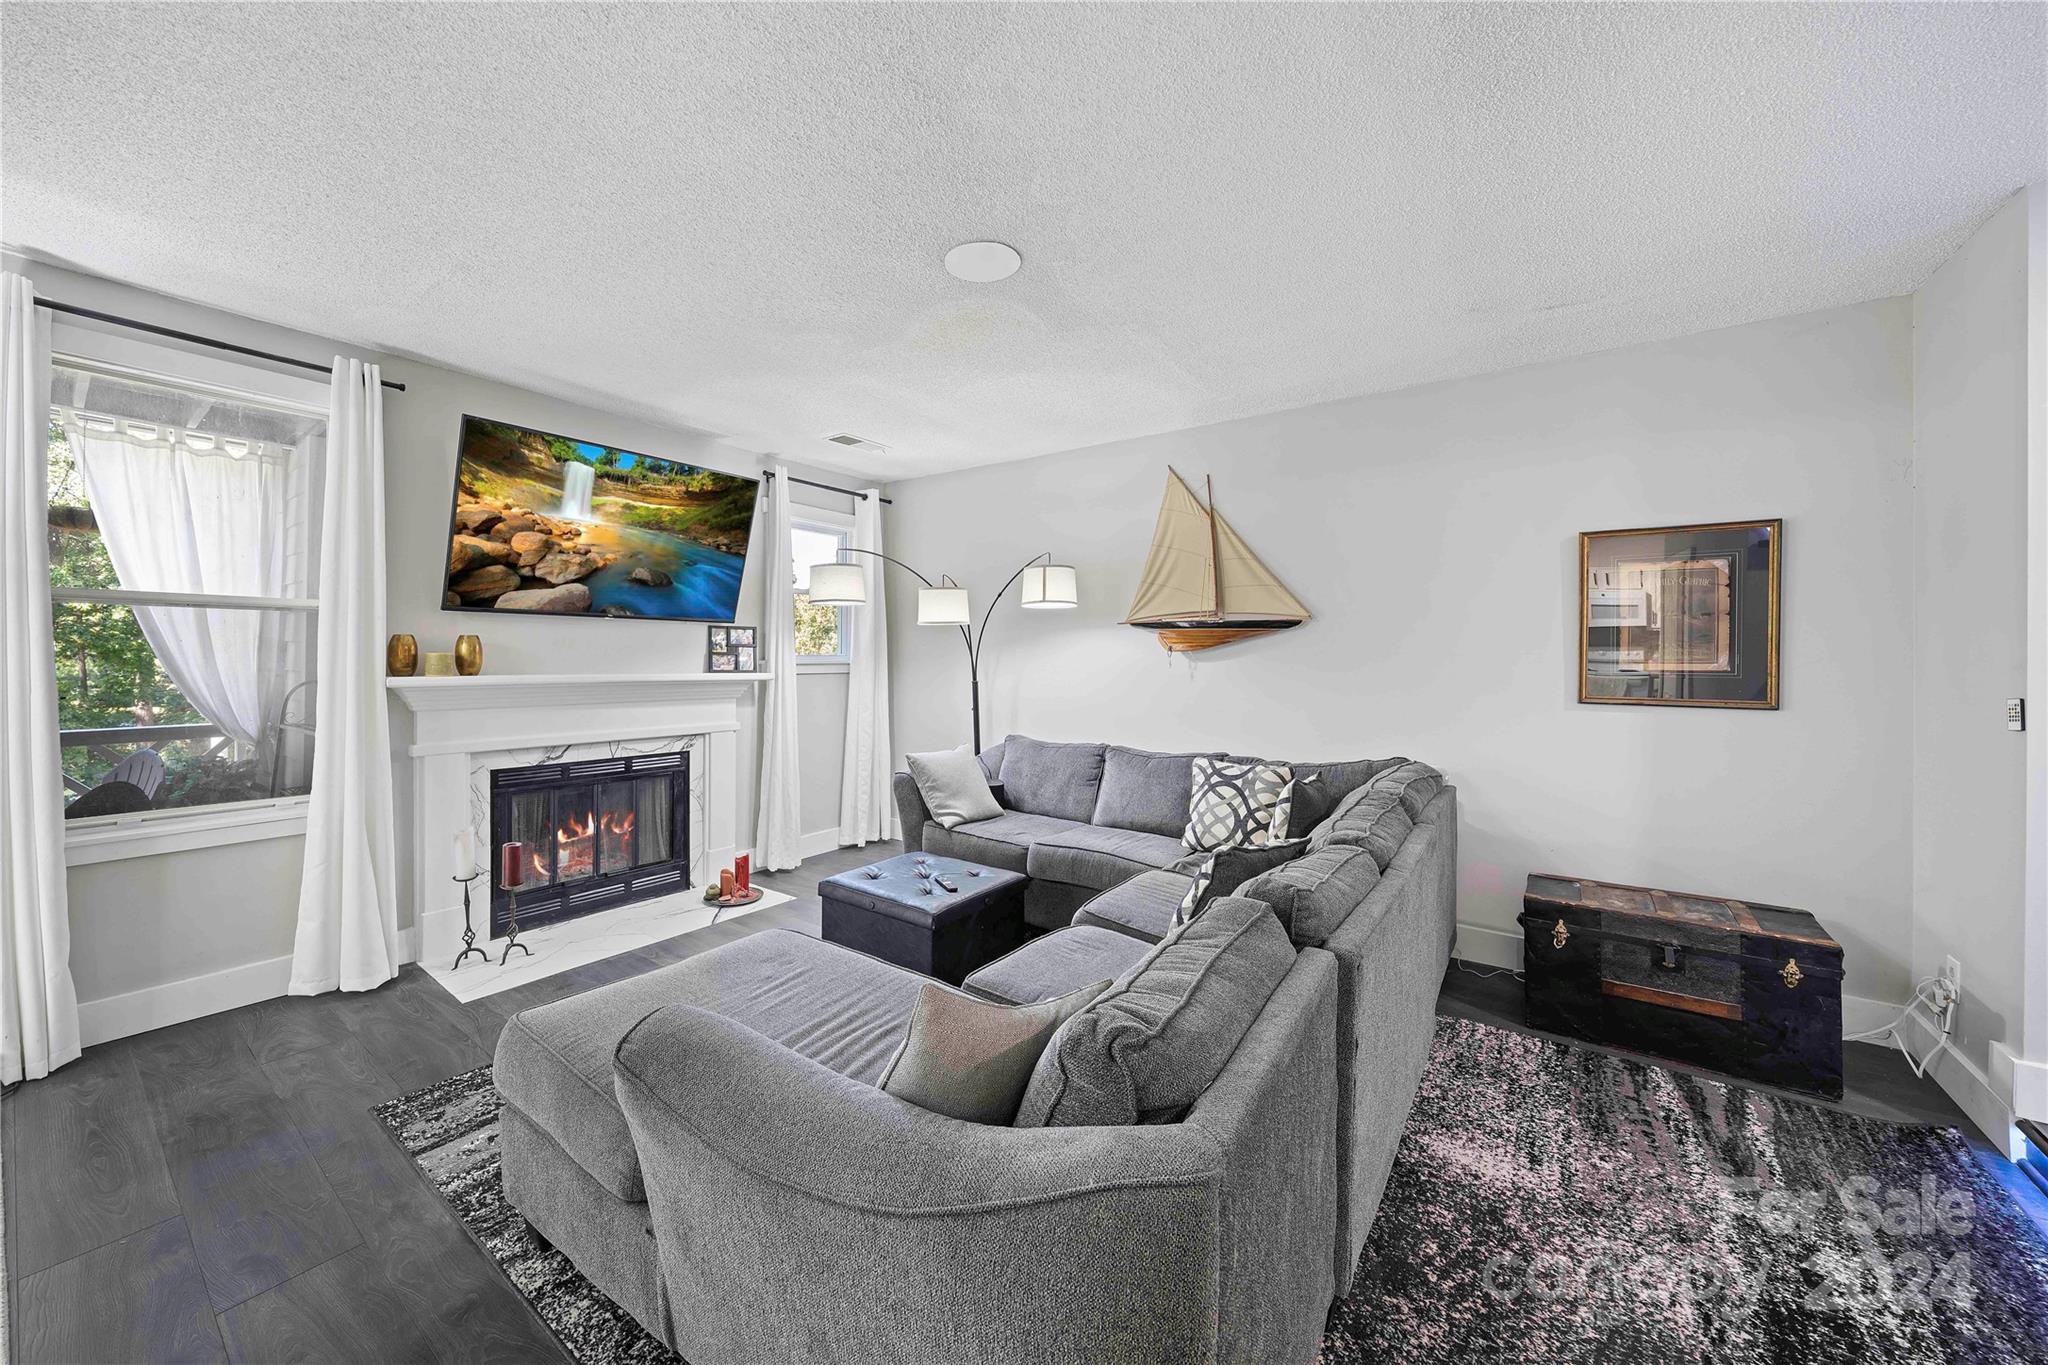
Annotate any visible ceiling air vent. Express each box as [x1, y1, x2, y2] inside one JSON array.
[[825, 432, 888, 456]]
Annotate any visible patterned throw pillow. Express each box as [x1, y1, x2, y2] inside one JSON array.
[[1176, 855, 1216, 925], [1183, 756, 1294, 853]]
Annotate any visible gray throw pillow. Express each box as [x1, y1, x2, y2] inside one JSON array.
[[879, 979, 1109, 1124], [1015, 897, 1297, 1128], [905, 745, 1003, 829], [1173, 837, 1310, 924]]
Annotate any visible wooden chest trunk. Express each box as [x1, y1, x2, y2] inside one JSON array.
[[1519, 874, 1844, 1099]]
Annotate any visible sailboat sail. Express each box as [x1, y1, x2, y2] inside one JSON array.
[[1123, 470, 1217, 623], [1213, 509, 1311, 622], [1124, 469, 1310, 628]]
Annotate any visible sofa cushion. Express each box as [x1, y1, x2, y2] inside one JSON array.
[[1016, 896, 1298, 1128], [494, 930, 923, 1201], [965, 925, 1155, 1005], [1073, 869, 1192, 944], [1092, 746, 1218, 838], [998, 736, 1107, 822], [1313, 783, 1414, 868], [1236, 844, 1383, 946], [879, 979, 1110, 1124], [905, 745, 1003, 829], [1184, 756, 1296, 851], [1227, 755, 1398, 833], [1027, 823, 1189, 891], [1369, 759, 1445, 820], [922, 810, 1083, 874]]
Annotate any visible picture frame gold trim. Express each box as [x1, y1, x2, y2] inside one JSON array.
[[1578, 518, 1780, 710]]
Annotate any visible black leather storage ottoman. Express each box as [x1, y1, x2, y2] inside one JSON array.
[[820, 854, 1030, 985]]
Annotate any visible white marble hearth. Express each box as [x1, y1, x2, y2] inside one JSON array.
[[420, 885, 792, 1002], [387, 673, 770, 972]]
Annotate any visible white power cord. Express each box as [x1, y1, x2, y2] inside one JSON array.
[[1847, 976, 1954, 1079]]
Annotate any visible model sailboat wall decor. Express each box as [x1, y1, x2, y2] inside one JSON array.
[[1123, 468, 1312, 652]]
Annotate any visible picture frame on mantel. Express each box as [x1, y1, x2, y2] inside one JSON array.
[[708, 625, 756, 673], [1579, 519, 1780, 709]]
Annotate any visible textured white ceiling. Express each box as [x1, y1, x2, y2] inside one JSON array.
[[4, 3, 2042, 480]]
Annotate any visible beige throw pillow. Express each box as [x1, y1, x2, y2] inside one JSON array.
[[879, 979, 1110, 1124]]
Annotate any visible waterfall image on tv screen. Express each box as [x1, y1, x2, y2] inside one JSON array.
[[441, 416, 760, 623]]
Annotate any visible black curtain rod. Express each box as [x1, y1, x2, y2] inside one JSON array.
[[39, 299, 407, 392], [763, 470, 892, 504]]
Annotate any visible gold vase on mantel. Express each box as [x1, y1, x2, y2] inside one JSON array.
[[386, 634, 419, 677], [455, 635, 484, 676]]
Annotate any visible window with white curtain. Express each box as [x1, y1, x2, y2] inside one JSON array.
[[792, 515, 851, 666], [46, 359, 326, 820]]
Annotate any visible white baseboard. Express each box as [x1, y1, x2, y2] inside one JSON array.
[[1898, 1008, 2020, 1156], [78, 952, 294, 1048], [798, 827, 845, 862], [1452, 920, 1522, 972]]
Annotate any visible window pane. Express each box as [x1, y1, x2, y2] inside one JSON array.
[[55, 602, 316, 815], [789, 525, 843, 592], [794, 591, 841, 657], [790, 523, 846, 657]]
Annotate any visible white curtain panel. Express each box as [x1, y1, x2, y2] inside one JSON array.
[[68, 416, 300, 745], [753, 466, 802, 869], [838, 488, 895, 845], [289, 358, 399, 994], [0, 273, 80, 1083]]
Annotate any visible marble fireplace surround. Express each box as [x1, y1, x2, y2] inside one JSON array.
[[387, 673, 770, 967]]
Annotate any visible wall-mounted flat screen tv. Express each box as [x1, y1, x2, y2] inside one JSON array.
[[441, 415, 760, 623]]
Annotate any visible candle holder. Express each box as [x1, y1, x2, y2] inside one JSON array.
[[499, 882, 533, 966], [451, 870, 488, 970]]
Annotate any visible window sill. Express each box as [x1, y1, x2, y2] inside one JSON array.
[[796, 659, 851, 675], [65, 797, 310, 867]]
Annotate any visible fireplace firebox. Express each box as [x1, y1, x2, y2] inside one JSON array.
[[489, 751, 691, 937]]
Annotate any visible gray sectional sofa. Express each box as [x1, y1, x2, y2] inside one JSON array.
[[898, 736, 1414, 930], [494, 735, 1455, 1364]]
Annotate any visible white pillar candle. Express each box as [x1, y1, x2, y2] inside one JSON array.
[[454, 826, 475, 877]]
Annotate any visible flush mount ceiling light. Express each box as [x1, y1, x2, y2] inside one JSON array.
[[944, 241, 1022, 283]]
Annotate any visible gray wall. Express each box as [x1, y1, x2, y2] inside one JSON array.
[[11, 253, 866, 1023], [1911, 190, 2032, 1085], [886, 298, 1922, 1008]]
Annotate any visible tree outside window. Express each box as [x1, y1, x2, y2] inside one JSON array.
[[791, 521, 849, 661]]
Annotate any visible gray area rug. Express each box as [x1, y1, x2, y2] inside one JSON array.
[[375, 1016, 2048, 1364]]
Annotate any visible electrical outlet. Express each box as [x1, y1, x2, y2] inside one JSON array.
[[1934, 956, 1964, 1026]]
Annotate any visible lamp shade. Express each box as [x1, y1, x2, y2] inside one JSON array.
[[1019, 563, 1078, 609], [807, 562, 867, 606], [918, 586, 971, 625]]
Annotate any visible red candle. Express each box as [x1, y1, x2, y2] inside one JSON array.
[[500, 841, 526, 889], [735, 853, 751, 893]]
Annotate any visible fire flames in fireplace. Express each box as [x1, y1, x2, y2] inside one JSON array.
[[557, 810, 597, 880]]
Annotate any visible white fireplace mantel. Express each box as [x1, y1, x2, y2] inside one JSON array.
[[388, 672, 771, 714], [386, 671, 770, 966]]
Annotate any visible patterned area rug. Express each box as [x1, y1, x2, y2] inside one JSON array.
[[375, 1016, 2048, 1364]]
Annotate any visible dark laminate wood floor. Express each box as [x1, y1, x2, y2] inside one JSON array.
[[8, 849, 2042, 1363]]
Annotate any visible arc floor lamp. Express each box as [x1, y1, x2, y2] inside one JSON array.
[[807, 551, 1078, 753]]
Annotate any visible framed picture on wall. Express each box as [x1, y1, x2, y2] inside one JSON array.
[[709, 625, 757, 673], [1579, 520, 1780, 709]]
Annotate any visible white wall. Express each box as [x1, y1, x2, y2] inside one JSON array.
[[886, 298, 1921, 1008], [1909, 187, 2039, 1141], [9, 253, 867, 1035]]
